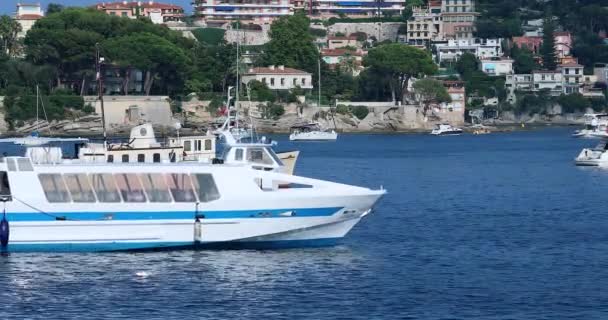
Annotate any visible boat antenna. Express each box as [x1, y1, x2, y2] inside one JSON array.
[[95, 43, 108, 148], [36, 85, 39, 134]]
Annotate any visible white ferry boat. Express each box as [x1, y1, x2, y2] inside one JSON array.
[[0, 156, 385, 252], [289, 123, 338, 141], [430, 124, 463, 136]]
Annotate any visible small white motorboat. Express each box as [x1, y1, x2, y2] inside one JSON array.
[[573, 113, 608, 138], [289, 123, 338, 141], [430, 124, 463, 136], [574, 140, 608, 166]]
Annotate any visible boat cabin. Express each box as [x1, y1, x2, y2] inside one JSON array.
[[79, 124, 216, 164]]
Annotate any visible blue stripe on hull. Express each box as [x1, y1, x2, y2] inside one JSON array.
[[3, 238, 341, 252], [7, 207, 343, 222]]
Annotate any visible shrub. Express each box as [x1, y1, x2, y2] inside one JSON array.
[[261, 103, 285, 120], [336, 104, 349, 114], [557, 93, 590, 113], [351, 105, 369, 120], [82, 103, 95, 114], [192, 28, 226, 46], [309, 28, 327, 38]]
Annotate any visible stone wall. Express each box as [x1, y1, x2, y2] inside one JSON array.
[[327, 22, 403, 42], [84, 96, 174, 129], [225, 26, 271, 45]]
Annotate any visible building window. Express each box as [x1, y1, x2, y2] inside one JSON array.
[[137, 154, 145, 163], [293, 78, 297, 86], [122, 154, 129, 163], [270, 78, 275, 86], [262, 77, 266, 84], [153, 153, 161, 163], [302, 78, 306, 86], [107, 155, 114, 163], [121, 12, 128, 17], [205, 139, 212, 151], [280, 78, 285, 86], [184, 140, 191, 151]]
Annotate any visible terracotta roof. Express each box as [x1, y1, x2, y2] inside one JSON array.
[[245, 67, 310, 75], [533, 70, 561, 74], [429, 0, 441, 7], [559, 62, 583, 68], [554, 31, 571, 37], [16, 14, 43, 20], [96, 1, 183, 10]]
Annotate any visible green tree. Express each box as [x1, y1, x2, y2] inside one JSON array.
[[511, 45, 538, 74], [246, 80, 274, 102], [540, 16, 558, 70], [455, 52, 479, 79], [413, 78, 451, 115], [261, 12, 319, 73], [46, 3, 64, 15], [102, 33, 190, 95], [364, 43, 436, 103], [0, 15, 22, 57]]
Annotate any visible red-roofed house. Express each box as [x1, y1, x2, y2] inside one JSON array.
[[95, 1, 184, 24], [554, 32, 572, 58], [242, 66, 313, 91], [14, 3, 44, 38], [512, 36, 542, 54]]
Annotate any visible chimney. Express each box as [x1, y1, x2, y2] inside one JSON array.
[[278, 65, 284, 70], [269, 65, 275, 70]]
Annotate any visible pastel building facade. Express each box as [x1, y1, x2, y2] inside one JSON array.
[[14, 3, 44, 38], [242, 66, 313, 91], [95, 1, 185, 24]]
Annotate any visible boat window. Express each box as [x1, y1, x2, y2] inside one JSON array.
[[184, 141, 191, 152], [115, 173, 146, 203], [107, 155, 114, 163], [266, 148, 284, 166], [0, 172, 12, 201], [153, 153, 161, 163], [39, 174, 71, 203], [140, 173, 171, 202], [247, 148, 273, 165], [17, 158, 33, 171], [122, 154, 129, 163], [165, 173, 197, 202], [6, 159, 16, 172], [205, 139, 212, 151], [192, 174, 221, 202], [235, 148, 244, 161], [91, 174, 121, 203], [64, 174, 96, 203], [137, 154, 145, 163]]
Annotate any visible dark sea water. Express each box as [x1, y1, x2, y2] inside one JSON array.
[[1, 127, 608, 319]]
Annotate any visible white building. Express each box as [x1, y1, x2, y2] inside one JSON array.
[[311, 0, 405, 18], [532, 70, 563, 95], [480, 58, 513, 76], [560, 62, 584, 94], [242, 66, 313, 91], [405, 5, 443, 46], [14, 3, 44, 38], [193, 0, 292, 23], [505, 74, 533, 104], [435, 38, 502, 63]]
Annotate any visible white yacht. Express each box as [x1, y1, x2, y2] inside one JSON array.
[[430, 124, 463, 136], [289, 123, 338, 141], [573, 113, 608, 138], [0, 155, 385, 252], [575, 140, 608, 166]]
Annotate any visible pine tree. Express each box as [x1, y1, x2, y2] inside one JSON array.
[[540, 16, 558, 70]]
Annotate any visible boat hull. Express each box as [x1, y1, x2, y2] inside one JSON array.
[[277, 150, 299, 175], [3, 212, 368, 252], [289, 131, 338, 141]]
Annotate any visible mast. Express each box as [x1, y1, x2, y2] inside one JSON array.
[[95, 43, 107, 147], [318, 58, 321, 108], [35, 85, 39, 134], [234, 20, 240, 131]]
